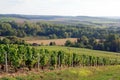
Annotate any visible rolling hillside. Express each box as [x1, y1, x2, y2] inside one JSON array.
[[0, 14, 120, 27]]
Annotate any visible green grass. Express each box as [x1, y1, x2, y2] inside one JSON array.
[[1, 65, 120, 80], [38, 46, 120, 59]]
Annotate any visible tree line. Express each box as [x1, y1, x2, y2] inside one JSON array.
[[0, 44, 119, 73], [0, 21, 120, 39], [0, 36, 25, 44], [65, 34, 120, 52]]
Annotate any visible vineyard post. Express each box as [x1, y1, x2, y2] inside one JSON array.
[[59, 54, 60, 68], [5, 52, 8, 73], [71, 50, 73, 67], [68, 48, 73, 67], [38, 53, 40, 71]]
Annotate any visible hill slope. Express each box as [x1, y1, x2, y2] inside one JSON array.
[[38, 46, 120, 59], [0, 14, 120, 25]]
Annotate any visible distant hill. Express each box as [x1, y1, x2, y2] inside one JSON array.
[[0, 14, 120, 28], [0, 14, 71, 20], [0, 14, 120, 22]]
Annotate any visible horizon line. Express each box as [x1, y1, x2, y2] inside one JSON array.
[[0, 13, 120, 17]]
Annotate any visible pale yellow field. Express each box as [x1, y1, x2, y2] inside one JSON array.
[[26, 38, 77, 45]]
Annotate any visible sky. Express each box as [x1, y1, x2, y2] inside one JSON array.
[[0, 0, 120, 16]]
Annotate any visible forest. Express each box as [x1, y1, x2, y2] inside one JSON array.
[[0, 21, 120, 39], [65, 34, 120, 52]]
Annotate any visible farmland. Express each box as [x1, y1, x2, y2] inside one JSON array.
[[38, 46, 120, 58], [26, 38, 77, 45], [0, 45, 120, 80]]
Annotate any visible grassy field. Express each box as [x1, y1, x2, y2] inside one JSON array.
[[1, 65, 120, 80], [26, 38, 77, 45], [38, 46, 120, 59]]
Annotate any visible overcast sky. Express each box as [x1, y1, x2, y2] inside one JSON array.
[[0, 0, 120, 16]]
